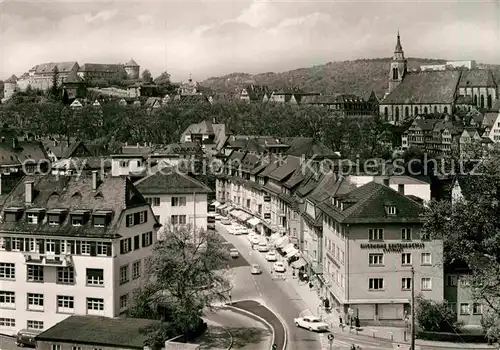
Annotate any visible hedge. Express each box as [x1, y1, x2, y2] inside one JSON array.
[[417, 331, 490, 343]]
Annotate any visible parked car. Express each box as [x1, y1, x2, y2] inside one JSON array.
[[229, 248, 239, 258], [273, 262, 286, 273], [221, 218, 231, 225], [294, 316, 329, 332], [215, 214, 223, 220], [237, 226, 249, 234], [265, 251, 278, 261], [250, 236, 261, 245], [15, 329, 40, 348], [231, 226, 244, 235], [257, 242, 269, 252], [250, 264, 262, 274]]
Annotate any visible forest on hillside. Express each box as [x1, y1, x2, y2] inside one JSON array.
[[202, 58, 500, 99]]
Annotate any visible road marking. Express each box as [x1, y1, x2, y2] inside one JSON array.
[[252, 277, 263, 296]]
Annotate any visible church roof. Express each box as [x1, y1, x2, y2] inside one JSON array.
[[458, 69, 497, 88], [382, 70, 461, 104], [395, 31, 403, 53]]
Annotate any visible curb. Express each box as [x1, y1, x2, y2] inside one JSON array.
[[0, 333, 15, 338], [224, 304, 277, 349], [261, 301, 288, 350], [224, 326, 234, 350]]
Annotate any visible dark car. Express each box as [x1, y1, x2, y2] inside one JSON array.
[[15, 329, 40, 347]]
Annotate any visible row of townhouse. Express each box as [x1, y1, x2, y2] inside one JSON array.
[[215, 147, 484, 327]]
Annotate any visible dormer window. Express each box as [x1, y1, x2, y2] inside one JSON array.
[[70, 210, 90, 227], [3, 207, 24, 222], [93, 210, 113, 228], [47, 209, 67, 226], [26, 208, 45, 225], [386, 206, 397, 215]]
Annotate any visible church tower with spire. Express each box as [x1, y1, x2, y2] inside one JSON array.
[[388, 31, 408, 94]]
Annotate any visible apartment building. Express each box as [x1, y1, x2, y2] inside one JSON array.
[[318, 182, 443, 322], [134, 168, 212, 236], [0, 172, 159, 335]]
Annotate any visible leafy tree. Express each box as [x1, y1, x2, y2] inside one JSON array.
[[154, 71, 171, 86], [422, 154, 500, 341], [49, 65, 62, 101], [142, 69, 153, 83], [415, 295, 459, 333], [128, 225, 231, 347]]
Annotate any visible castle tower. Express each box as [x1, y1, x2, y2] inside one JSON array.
[[388, 31, 407, 94], [2, 74, 18, 101], [124, 58, 140, 80]]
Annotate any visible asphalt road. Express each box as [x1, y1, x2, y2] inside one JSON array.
[[0, 334, 17, 350], [217, 222, 321, 350]]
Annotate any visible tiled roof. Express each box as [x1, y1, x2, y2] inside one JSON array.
[[240, 153, 261, 172], [41, 139, 87, 159], [320, 182, 425, 224], [184, 120, 216, 135], [307, 172, 338, 204], [52, 157, 112, 171], [382, 70, 461, 104], [259, 156, 283, 177], [282, 137, 337, 158], [268, 156, 301, 181], [296, 172, 320, 197], [36, 315, 157, 349], [134, 168, 212, 195], [79, 63, 124, 73], [283, 166, 307, 189], [0, 174, 147, 238], [5, 74, 17, 83], [458, 69, 497, 87], [32, 62, 78, 74], [0, 140, 48, 167], [64, 70, 83, 84], [125, 58, 139, 67]]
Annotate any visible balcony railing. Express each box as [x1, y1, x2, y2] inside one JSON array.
[[24, 253, 73, 267]]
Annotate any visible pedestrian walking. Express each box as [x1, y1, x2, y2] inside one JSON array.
[[339, 316, 343, 327]]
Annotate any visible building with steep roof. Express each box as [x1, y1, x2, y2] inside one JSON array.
[[15, 62, 80, 92], [62, 70, 87, 100], [0, 173, 159, 335], [2, 74, 18, 101], [301, 94, 376, 117], [124, 58, 140, 79], [380, 32, 498, 124]]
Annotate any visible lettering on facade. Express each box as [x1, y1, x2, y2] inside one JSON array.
[[264, 213, 271, 219], [264, 196, 271, 202], [360, 242, 425, 252]]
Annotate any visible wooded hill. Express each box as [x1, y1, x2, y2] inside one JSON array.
[[202, 58, 500, 99]]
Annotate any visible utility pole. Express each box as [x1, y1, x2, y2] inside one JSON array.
[[411, 266, 415, 350]]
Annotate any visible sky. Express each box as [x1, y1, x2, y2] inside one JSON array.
[[0, 0, 499, 82]]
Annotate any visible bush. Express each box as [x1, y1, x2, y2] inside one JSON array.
[[417, 331, 489, 343], [415, 295, 460, 333]]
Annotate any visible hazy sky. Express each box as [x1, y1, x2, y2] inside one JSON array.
[[1, 0, 499, 81]]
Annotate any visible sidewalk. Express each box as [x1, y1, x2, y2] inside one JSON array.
[[282, 270, 496, 349]]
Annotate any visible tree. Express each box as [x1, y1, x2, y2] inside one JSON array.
[[128, 225, 231, 347], [415, 295, 459, 333], [49, 65, 61, 101], [142, 69, 153, 83], [422, 155, 500, 341], [154, 71, 171, 86]]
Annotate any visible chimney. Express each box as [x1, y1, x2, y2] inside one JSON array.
[[398, 184, 405, 194], [25, 180, 34, 204], [383, 177, 390, 186], [125, 142, 128, 147], [12, 138, 18, 149], [92, 171, 98, 190]]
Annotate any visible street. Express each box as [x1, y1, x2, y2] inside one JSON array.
[[217, 222, 397, 350]]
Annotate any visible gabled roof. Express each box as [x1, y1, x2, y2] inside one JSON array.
[[268, 156, 301, 182], [32, 62, 78, 74], [124, 58, 139, 67], [41, 139, 90, 159], [0, 174, 147, 237], [4, 74, 17, 83], [64, 70, 83, 84], [0, 139, 48, 167], [458, 69, 497, 88], [36, 315, 157, 349], [259, 156, 283, 177], [282, 137, 338, 159], [134, 167, 212, 195], [319, 182, 425, 224], [184, 119, 216, 135], [382, 70, 461, 104]]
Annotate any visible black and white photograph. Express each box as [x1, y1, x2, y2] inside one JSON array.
[[0, 0, 499, 349]]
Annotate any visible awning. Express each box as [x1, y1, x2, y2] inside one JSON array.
[[218, 204, 228, 210], [286, 248, 300, 258], [275, 236, 290, 249], [229, 209, 240, 217], [247, 217, 261, 226], [269, 233, 281, 242], [283, 243, 295, 254], [291, 257, 307, 269], [212, 200, 221, 208], [239, 212, 252, 221]]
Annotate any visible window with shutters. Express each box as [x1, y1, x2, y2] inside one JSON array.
[[0, 291, 15, 309], [57, 267, 74, 284], [119, 264, 129, 285], [142, 232, 152, 247], [81, 241, 91, 255], [27, 265, 44, 282], [134, 235, 140, 250], [96, 242, 109, 256], [86, 268, 104, 286], [11, 238, 21, 251], [93, 216, 106, 228], [139, 211, 146, 223], [46, 239, 56, 253], [120, 238, 131, 254], [127, 214, 134, 226], [28, 238, 38, 252], [132, 260, 141, 279], [0, 263, 15, 280]]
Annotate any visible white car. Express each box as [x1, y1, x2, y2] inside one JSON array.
[[250, 264, 262, 274], [221, 218, 231, 225], [215, 214, 223, 220], [294, 316, 329, 332], [229, 248, 239, 258], [273, 262, 286, 273], [257, 243, 269, 252], [250, 236, 261, 245], [265, 251, 278, 261]]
